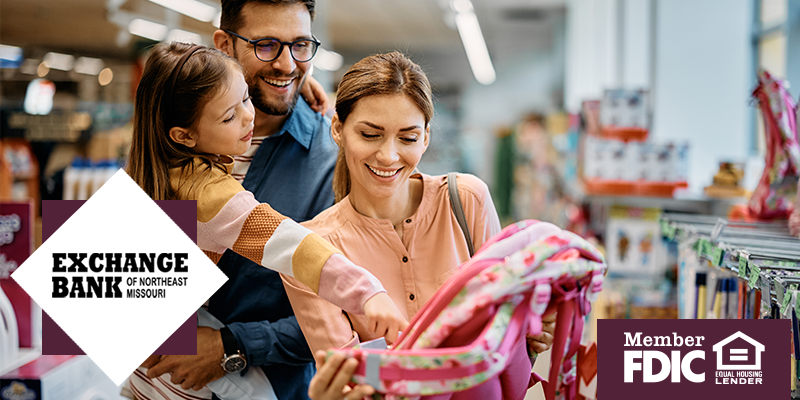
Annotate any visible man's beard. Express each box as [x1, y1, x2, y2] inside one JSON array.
[[248, 72, 305, 116]]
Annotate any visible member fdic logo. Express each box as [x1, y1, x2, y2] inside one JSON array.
[[599, 319, 786, 399]]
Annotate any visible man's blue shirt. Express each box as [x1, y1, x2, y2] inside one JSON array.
[[208, 98, 337, 400]]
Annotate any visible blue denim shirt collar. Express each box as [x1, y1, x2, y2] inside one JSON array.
[[277, 97, 317, 150]]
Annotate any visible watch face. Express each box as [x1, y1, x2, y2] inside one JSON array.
[[224, 355, 246, 373]]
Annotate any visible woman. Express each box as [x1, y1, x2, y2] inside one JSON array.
[[282, 52, 555, 400]]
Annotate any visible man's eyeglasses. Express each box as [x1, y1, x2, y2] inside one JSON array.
[[225, 30, 320, 63]]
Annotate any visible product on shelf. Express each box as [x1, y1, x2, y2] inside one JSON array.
[[581, 135, 689, 197], [599, 89, 649, 142], [0, 139, 40, 216], [704, 161, 749, 198]]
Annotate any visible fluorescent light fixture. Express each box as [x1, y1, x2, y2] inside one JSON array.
[[128, 18, 168, 42], [43, 52, 75, 71], [20, 59, 39, 75], [212, 11, 221, 28], [147, 0, 217, 22], [74, 57, 104, 75], [452, 0, 495, 85], [313, 48, 344, 72], [0, 44, 22, 62], [167, 29, 203, 45]]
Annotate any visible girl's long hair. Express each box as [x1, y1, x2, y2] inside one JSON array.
[[332, 51, 434, 203], [127, 42, 241, 200]]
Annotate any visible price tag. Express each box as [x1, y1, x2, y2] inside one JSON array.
[[759, 276, 771, 309], [738, 256, 748, 278], [748, 265, 761, 289], [712, 247, 724, 266], [775, 280, 786, 311], [782, 289, 793, 315], [795, 291, 800, 315]]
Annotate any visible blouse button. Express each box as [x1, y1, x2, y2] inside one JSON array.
[[409, 294, 415, 300], [405, 219, 412, 223], [402, 256, 409, 263]]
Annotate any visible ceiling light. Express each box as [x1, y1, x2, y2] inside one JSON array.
[[99, 68, 114, 86], [212, 11, 221, 28], [128, 19, 168, 42], [0, 44, 23, 68], [43, 52, 75, 71], [147, 0, 217, 22], [37, 62, 50, 77], [450, 0, 474, 14], [313, 48, 344, 72], [74, 57, 105, 75], [454, 8, 496, 85], [167, 29, 203, 45], [20, 59, 38, 75]]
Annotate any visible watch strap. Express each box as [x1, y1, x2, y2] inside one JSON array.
[[220, 326, 240, 357]]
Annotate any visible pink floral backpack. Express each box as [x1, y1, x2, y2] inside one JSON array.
[[749, 70, 800, 219], [328, 220, 606, 400]]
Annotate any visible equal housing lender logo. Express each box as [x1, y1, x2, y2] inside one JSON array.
[[599, 319, 787, 399]]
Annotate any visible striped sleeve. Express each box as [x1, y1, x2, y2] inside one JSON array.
[[195, 184, 385, 312]]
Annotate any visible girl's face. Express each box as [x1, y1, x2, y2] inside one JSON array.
[[191, 67, 256, 156], [332, 94, 429, 202]]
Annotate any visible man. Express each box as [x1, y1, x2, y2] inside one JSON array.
[[140, 1, 337, 399]]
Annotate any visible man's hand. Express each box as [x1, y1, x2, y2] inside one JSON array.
[[308, 350, 374, 400], [145, 327, 227, 391], [363, 292, 408, 345], [527, 312, 557, 355], [301, 75, 330, 114]]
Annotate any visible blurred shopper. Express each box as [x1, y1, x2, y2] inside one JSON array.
[[281, 52, 556, 400]]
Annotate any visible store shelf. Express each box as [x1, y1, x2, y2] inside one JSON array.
[[660, 213, 800, 293], [585, 192, 746, 214], [0, 347, 41, 377]]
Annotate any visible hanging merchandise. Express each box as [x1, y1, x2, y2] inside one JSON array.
[[749, 70, 800, 220], [791, 176, 800, 237], [328, 220, 606, 400], [661, 213, 800, 395]]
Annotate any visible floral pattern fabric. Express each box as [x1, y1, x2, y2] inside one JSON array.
[[328, 220, 606, 400]]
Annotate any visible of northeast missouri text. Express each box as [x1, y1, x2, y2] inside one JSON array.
[[51, 253, 189, 299]]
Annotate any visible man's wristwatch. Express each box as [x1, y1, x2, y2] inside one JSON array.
[[220, 326, 247, 373]]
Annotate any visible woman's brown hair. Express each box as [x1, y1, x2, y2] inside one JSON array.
[[332, 51, 434, 202], [127, 42, 241, 200]]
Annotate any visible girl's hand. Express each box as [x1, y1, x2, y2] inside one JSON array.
[[301, 75, 330, 115], [308, 350, 375, 400], [363, 292, 408, 345]]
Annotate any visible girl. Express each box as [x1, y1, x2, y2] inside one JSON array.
[[125, 42, 406, 399]]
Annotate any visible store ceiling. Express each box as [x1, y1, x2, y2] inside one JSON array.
[[0, 0, 565, 84]]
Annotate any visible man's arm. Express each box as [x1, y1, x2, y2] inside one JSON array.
[[227, 316, 314, 367], [144, 316, 314, 390]]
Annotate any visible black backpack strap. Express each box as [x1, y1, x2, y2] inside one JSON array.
[[447, 172, 475, 257]]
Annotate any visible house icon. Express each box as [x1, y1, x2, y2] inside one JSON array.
[[712, 331, 765, 370]]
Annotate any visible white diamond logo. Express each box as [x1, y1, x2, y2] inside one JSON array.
[[11, 169, 228, 385]]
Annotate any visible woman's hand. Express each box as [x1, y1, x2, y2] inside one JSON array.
[[308, 350, 375, 400], [301, 75, 330, 114], [527, 312, 557, 354], [363, 292, 408, 345]]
